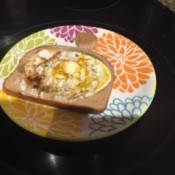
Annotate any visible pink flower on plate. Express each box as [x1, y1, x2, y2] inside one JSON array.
[[50, 25, 98, 43]]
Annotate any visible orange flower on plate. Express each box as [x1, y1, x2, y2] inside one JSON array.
[[93, 32, 154, 93]]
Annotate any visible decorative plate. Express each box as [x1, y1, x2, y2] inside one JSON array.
[[0, 25, 156, 141]]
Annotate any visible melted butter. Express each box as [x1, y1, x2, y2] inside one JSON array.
[[53, 61, 79, 78], [52, 53, 111, 95]]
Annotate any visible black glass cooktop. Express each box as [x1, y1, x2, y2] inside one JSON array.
[[0, 0, 175, 175]]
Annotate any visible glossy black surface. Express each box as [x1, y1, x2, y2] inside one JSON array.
[[0, 0, 175, 174]]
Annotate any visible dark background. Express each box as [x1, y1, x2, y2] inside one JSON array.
[[0, 0, 175, 174]]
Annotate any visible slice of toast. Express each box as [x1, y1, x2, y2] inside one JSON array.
[[3, 45, 115, 113]]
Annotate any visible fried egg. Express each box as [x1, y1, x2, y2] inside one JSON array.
[[22, 49, 112, 100]]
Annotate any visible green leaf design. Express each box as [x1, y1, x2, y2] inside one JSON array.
[[0, 31, 57, 78]]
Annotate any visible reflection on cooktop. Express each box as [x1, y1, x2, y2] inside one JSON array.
[[51, 0, 120, 11]]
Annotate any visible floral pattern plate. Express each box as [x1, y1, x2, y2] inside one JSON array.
[[0, 25, 156, 141]]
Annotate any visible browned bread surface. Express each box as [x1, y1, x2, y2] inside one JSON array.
[[3, 45, 115, 113]]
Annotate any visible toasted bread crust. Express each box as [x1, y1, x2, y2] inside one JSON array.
[[3, 45, 115, 113]]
